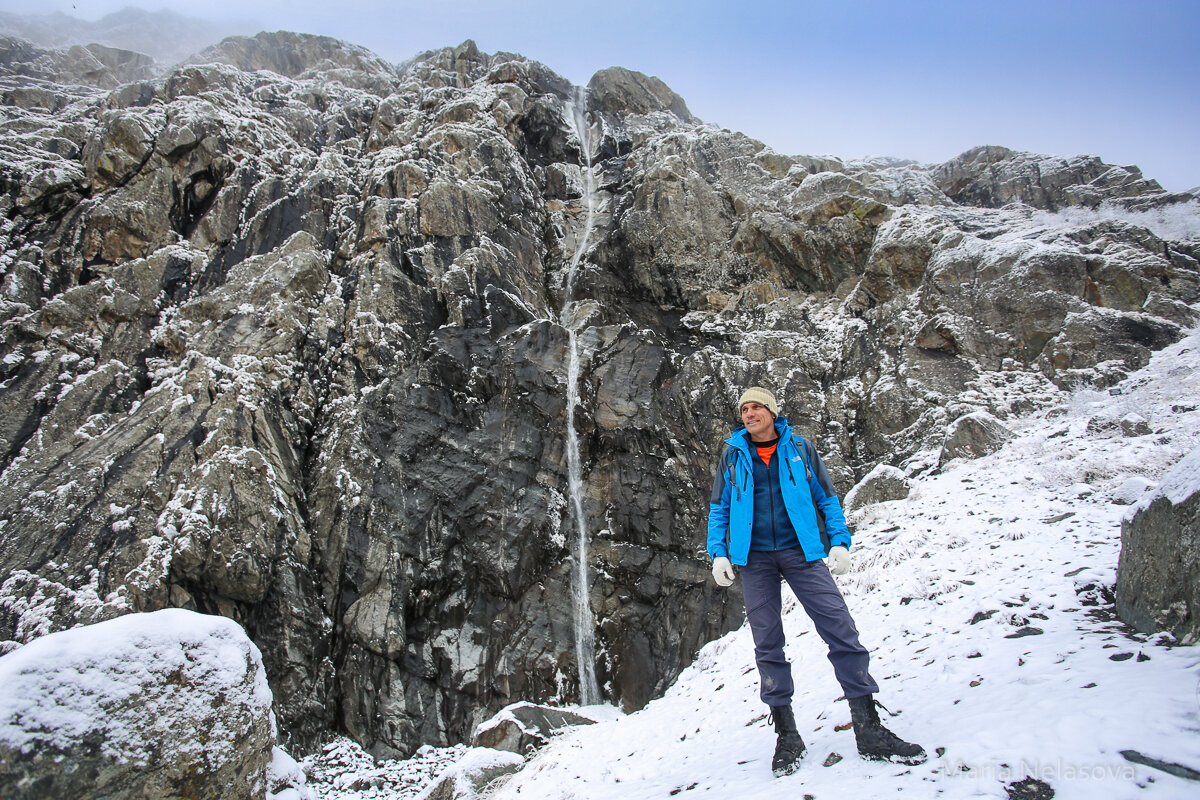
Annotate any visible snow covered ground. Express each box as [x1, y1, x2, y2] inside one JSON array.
[[429, 320, 1200, 800], [15, 318, 1199, 800]]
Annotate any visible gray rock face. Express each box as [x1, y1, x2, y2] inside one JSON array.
[[0, 609, 273, 800], [844, 464, 910, 513], [1117, 446, 1200, 644], [0, 37, 157, 89], [587, 66, 693, 121], [0, 29, 1197, 761], [933, 145, 1170, 211]]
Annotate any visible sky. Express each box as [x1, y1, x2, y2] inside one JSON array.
[[3, 0, 1199, 192]]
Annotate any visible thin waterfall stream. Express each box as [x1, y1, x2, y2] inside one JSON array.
[[561, 88, 601, 705]]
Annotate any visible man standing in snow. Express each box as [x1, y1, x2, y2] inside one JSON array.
[[707, 387, 926, 776]]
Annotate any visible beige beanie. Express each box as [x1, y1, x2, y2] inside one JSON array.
[[738, 387, 779, 417]]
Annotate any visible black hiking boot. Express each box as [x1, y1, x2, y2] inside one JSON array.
[[847, 695, 927, 765], [769, 704, 806, 777]]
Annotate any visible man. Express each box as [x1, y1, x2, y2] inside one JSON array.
[[707, 387, 925, 777]]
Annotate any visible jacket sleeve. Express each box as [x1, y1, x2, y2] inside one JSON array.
[[805, 440, 852, 550], [706, 445, 732, 560]]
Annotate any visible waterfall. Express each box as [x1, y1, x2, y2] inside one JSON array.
[[561, 87, 601, 706]]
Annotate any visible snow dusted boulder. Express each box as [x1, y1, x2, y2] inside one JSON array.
[[0, 608, 275, 800], [471, 702, 596, 755], [1111, 476, 1155, 505], [1117, 445, 1200, 644], [844, 464, 911, 512], [938, 411, 1015, 465], [417, 747, 525, 800], [1120, 413, 1152, 437]]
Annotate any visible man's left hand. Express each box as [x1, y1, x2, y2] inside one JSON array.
[[828, 545, 850, 575]]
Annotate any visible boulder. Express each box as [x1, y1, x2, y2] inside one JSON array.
[[939, 412, 1015, 465], [0, 609, 275, 800], [417, 748, 525, 800], [1121, 413, 1153, 437], [1111, 476, 1155, 505], [587, 66, 693, 121], [844, 464, 911, 513], [471, 702, 596, 755], [1116, 445, 1200, 643]]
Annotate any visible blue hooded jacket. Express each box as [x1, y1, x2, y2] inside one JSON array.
[[707, 416, 851, 566]]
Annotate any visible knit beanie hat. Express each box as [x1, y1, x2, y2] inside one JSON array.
[[738, 387, 779, 417]]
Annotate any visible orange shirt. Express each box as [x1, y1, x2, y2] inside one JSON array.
[[754, 439, 778, 465]]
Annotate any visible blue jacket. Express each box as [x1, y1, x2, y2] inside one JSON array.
[[707, 417, 851, 566], [747, 441, 799, 551]]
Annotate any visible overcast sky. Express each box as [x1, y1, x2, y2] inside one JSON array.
[[4, 0, 1198, 191]]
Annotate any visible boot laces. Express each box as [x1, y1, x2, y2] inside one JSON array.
[[873, 698, 900, 717]]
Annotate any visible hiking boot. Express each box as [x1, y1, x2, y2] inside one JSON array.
[[769, 704, 806, 777], [847, 694, 927, 765]]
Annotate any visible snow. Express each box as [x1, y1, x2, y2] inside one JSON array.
[[1130, 443, 1200, 512], [412, 747, 525, 800], [0, 608, 271, 764], [474, 319, 1200, 800], [269, 745, 317, 800], [1111, 477, 1156, 506], [300, 738, 468, 799], [1031, 200, 1200, 242]]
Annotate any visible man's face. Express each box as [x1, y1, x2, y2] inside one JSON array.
[[740, 401, 775, 440]]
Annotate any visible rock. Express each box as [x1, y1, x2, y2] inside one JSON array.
[[1120, 749, 1200, 782], [417, 748, 525, 800], [1041, 309, 1183, 384], [194, 30, 397, 82], [267, 746, 317, 800], [1085, 415, 1122, 435], [1004, 627, 1044, 638], [1111, 477, 1155, 505], [0, 36, 156, 90], [0, 609, 274, 800], [1006, 776, 1055, 799], [471, 702, 596, 755], [844, 464, 910, 512], [939, 412, 1015, 465], [587, 66, 693, 121], [1120, 413, 1152, 437], [934, 145, 1162, 210], [1117, 445, 1200, 644]]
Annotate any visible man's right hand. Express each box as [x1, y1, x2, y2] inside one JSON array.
[[712, 556, 736, 587]]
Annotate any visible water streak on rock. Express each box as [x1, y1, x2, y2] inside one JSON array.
[[561, 86, 601, 705]]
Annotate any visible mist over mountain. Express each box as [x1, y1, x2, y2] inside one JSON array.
[[0, 5, 254, 66]]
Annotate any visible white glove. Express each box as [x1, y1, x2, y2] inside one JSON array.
[[827, 545, 850, 576], [712, 556, 736, 587]]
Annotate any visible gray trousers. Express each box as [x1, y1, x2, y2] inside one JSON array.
[[741, 546, 880, 706]]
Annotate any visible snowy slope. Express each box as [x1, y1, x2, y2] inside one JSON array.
[[475, 320, 1200, 800]]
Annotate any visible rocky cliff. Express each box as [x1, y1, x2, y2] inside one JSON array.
[[1, 32, 1197, 758]]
